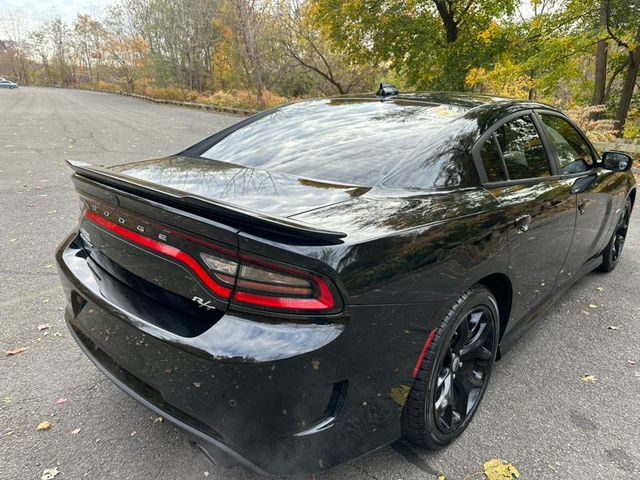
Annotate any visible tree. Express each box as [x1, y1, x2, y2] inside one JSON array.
[[275, 0, 375, 95], [312, 0, 515, 90]]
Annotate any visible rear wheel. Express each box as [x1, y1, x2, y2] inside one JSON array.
[[403, 286, 499, 449], [599, 198, 632, 273]]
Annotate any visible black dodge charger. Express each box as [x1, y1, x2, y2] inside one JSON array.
[[56, 89, 635, 476]]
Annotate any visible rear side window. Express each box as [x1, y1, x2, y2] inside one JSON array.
[[539, 114, 593, 174], [479, 135, 506, 182], [495, 115, 551, 180]]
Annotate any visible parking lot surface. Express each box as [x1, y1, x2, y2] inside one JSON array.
[[1, 87, 639, 479]]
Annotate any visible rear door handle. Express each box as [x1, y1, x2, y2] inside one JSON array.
[[514, 214, 532, 233]]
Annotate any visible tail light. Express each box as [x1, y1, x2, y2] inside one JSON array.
[[82, 203, 341, 314], [199, 251, 338, 313], [233, 259, 336, 312]]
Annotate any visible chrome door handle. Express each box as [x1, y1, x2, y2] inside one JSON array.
[[514, 214, 531, 233]]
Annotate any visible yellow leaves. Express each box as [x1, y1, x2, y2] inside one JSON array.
[[483, 459, 520, 480], [438, 475, 447, 480], [531, 17, 543, 30], [581, 374, 597, 384], [389, 385, 411, 406], [465, 67, 487, 88], [477, 21, 499, 42], [465, 59, 533, 99], [37, 421, 53, 431]]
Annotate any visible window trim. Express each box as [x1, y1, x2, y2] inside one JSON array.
[[532, 109, 599, 175], [472, 109, 558, 186]]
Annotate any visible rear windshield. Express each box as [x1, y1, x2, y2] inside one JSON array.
[[200, 99, 463, 186]]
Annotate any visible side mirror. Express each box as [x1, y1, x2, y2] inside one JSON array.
[[602, 151, 633, 172]]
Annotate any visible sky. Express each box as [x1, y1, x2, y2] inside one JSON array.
[[0, 0, 110, 21]]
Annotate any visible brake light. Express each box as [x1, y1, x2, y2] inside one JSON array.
[[84, 210, 233, 298], [233, 261, 335, 311], [198, 251, 337, 312], [83, 204, 340, 314]]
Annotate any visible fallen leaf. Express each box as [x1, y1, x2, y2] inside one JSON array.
[[37, 421, 52, 431], [390, 385, 411, 406], [581, 374, 598, 384], [56, 398, 67, 405], [38, 324, 51, 331], [438, 475, 446, 480], [6, 346, 29, 356], [596, 287, 604, 292], [588, 304, 598, 309], [164, 368, 172, 374], [203, 472, 210, 478], [44, 264, 54, 269], [483, 459, 520, 480], [130, 431, 137, 436], [153, 416, 163, 423], [71, 428, 81, 435], [41, 467, 60, 480], [607, 325, 620, 330], [311, 359, 320, 370], [43, 299, 49, 304], [193, 382, 201, 388]]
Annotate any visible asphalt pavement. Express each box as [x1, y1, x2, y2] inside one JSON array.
[[1, 87, 639, 480]]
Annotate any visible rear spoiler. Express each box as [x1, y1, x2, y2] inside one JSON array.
[[67, 160, 347, 243]]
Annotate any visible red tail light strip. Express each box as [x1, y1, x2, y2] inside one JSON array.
[[84, 210, 232, 298], [412, 328, 437, 377], [234, 276, 335, 310]]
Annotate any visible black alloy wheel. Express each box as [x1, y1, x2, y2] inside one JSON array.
[[433, 305, 495, 434], [600, 198, 632, 272], [403, 286, 499, 449]]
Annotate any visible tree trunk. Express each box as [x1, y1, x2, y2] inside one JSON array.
[[433, 1, 458, 43], [614, 25, 640, 137], [591, 0, 608, 118]]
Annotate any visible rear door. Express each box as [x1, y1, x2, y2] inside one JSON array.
[[535, 111, 621, 285], [475, 112, 577, 327]]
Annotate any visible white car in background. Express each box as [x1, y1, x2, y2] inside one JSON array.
[[0, 78, 19, 89]]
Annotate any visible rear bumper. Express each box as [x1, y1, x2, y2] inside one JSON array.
[[56, 231, 441, 476], [65, 316, 268, 474]]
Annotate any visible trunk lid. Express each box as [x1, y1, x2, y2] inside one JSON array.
[[109, 155, 369, 218]]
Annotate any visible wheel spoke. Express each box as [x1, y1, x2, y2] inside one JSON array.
[[460, 345, 492, 363], [453, 373, 472, 415], [434, 370, 454, 430], [451, 316, 470, 352], [459, 322, 491, 361]]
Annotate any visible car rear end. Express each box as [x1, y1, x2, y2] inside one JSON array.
[[56, 97, 474, 475], [56, 167, 399, 476]]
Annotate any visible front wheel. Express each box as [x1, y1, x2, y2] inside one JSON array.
[[599, 198, 632, 273], [402, 286, 499, 449]]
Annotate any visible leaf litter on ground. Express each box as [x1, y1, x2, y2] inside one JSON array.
[[5, 346, 29, 356], [483, 459, 520, 480]]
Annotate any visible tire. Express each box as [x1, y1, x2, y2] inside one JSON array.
[[402, 286, 499, 449], [599, 198, 632, 273]]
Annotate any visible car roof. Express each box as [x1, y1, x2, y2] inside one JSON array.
[[327, 91, 558, 115]]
